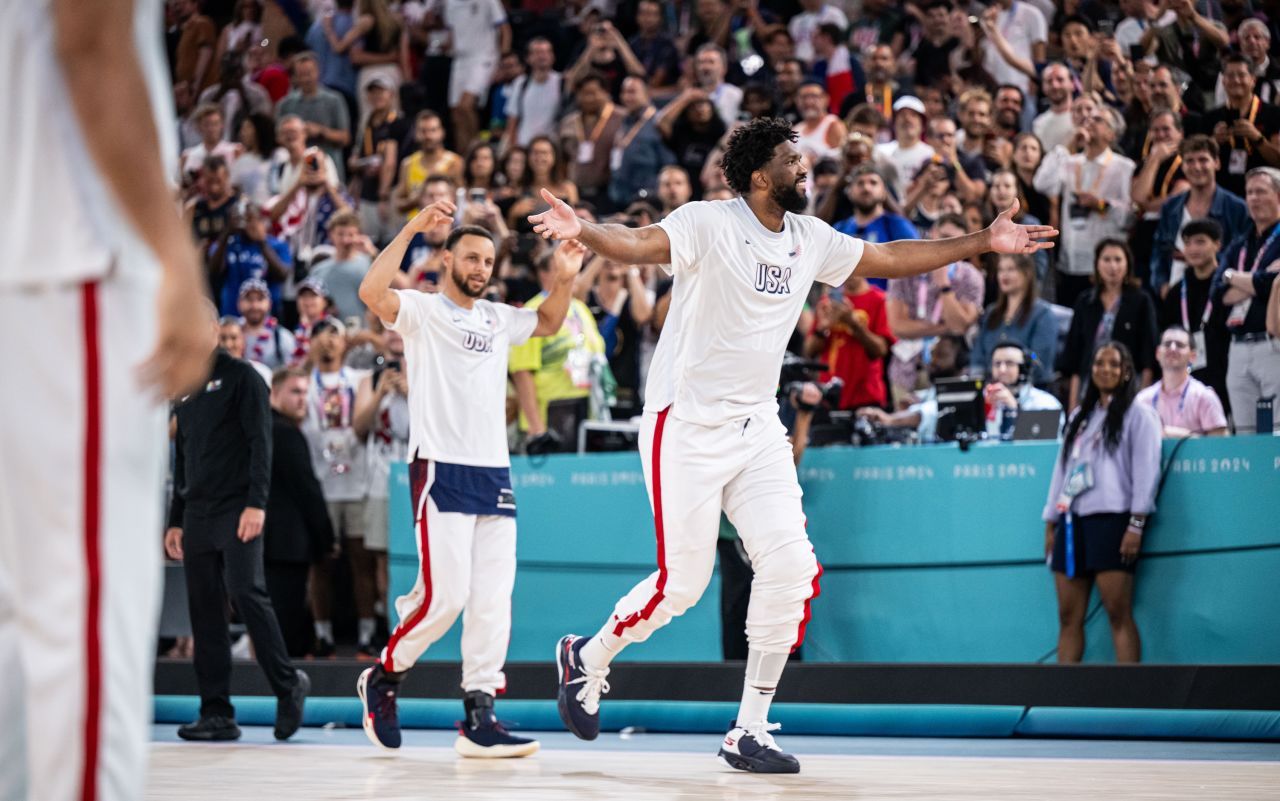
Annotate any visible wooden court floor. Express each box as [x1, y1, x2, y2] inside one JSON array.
[[147, 728, 1280, 800]]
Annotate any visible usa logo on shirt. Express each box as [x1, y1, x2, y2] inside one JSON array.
[[462, 332, 494, 353], [754, 263, 792, 295]]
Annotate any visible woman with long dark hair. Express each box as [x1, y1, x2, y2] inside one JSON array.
[[969, 253, 1059, 385], [522, 136, 579, 204], [1042, 341, 1162, 663], [463, 142, 499, 195], [1058, 239, 1158, 410]]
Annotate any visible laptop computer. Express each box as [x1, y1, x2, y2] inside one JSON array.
[[1012, 409, 1062, 441]]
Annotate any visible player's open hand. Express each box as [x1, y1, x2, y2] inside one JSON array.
[[551, 239, 588, 283], [408, 199, 456, 233], [529, 188, 583, 241], [138, 245, 214, 399], [987, 200, 1057, 255]]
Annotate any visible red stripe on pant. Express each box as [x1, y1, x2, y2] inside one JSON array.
[[613, 407, 671, 637], [80, 283, 103, 801], [382, 459, 433, 672], [791, 558, 823, 653]]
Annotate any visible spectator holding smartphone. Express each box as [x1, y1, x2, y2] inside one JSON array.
[[805, 276, 895, 411]]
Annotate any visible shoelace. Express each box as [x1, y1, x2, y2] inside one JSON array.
[[568, 664, 611, 715], [741, 721, 783, 751]]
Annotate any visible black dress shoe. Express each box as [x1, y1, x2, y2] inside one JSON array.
[[275, 669, 310, 741], [177, 716, 241, 742]]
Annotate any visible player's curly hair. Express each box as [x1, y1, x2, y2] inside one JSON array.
[[721, 117, 797, 195]]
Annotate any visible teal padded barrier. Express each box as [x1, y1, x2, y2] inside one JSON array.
[[386, 436, 1280, 664], [1016, 707, 1280, 740], [154, 696, 1280, 740]]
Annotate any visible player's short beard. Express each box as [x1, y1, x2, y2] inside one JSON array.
[[853, 199, 881, 216], [450, 264, 485, 298], [771, 181, 808, 214]]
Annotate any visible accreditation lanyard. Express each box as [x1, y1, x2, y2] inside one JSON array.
[[1074, 149, 1112, 196], [1152, 379, 1191, 418], [577, 102, 616, 146], [613, 106, 656, 152], [915, 264, 957, 322], [870, 84, 892, 118], [1229, 96, 1261, 152], [1238, 223, 1280, 276], [1180, 276, 1212, 330], [1061, 423, 1103, 579]]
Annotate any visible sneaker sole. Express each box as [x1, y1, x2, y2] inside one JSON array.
[[717, 749, 801, 774], [177, 728, 241, 742], [453, 735, 541, 759], [554, 636, 598, 742], [356, 668, 399, 751]]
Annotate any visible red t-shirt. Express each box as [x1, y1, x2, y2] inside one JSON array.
[[812, 285, 895, 409], [254, 65, 291, 104]]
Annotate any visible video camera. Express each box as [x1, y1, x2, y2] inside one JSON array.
[[777, 353, 844, 412]]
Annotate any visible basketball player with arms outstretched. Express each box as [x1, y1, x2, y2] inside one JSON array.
[[531, 118, 1055, 773], [0, 1, 210, 799]]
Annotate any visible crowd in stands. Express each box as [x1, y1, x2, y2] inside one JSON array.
[[164, 0, 1280, 657]]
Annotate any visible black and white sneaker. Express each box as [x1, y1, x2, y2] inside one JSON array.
[[454, 691, 540, 758], [718, 720, 800, 774], [554, 634, 610, 741]]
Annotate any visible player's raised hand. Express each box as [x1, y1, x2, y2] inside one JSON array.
[[987, 200, 1058, 255], [138, 242, 215, 399], [408, 199, 456, 233], [529, 188, 583, 241], [551, 239, 588, 283]]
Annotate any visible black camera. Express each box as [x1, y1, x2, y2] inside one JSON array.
[[851, 416, 917, 447], [777, 353, 842, 411]]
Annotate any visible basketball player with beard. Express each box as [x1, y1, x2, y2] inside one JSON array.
[[354, 206, 586, 757], [529, 117, 1057, 773]]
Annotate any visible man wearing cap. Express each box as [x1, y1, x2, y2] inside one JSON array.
[[351, 78, 408, 247], [302, 316, 379, 657], [310, 211, 378, 319], [209, 202, 292, 316], [873, 95, 935, 200], [291, 277, 333, 365], [238, 277, 298, 369]]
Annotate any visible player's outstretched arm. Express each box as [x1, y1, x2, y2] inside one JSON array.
[[531, 240, 589, 336], [359, 200, 455, 324], [529, 188, 671, 265], [855, 201, 1057, 280]]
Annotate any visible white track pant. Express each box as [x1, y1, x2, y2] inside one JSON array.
[[0, 274, 166, 801], [379, 460, 516, 695], [607, 407, 821, 655]]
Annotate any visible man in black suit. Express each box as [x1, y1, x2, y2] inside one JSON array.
[[264, 368, 336, 657], [165, 304, 309, 741]]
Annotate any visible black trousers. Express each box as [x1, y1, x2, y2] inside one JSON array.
[[183, 510, 297, 719], [265, 561, 313, 659], [718, 538, 753, 660]]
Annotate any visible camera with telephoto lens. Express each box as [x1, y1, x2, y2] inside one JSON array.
[[777, 353, 843, 412], [851, 415, 918, 447]]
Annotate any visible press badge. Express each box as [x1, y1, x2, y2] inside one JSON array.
[[1055, 462, 1094, 513], [577, 140, 595, 163], [1227, 298, 1252, 327], [610, 146, 624, 171], [1191, 329, 1208, 371], [1229, 149, 1248, 175]]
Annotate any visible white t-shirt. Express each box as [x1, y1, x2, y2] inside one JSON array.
[[506, 72, 563, 148], [181, 140, 241, 182], [1032, 109, 1074, 153], [305, 366, 372, 502], [441, 0, 507, 62], [873, 140, 935, 199], [1, 0, 175, 289], [649, 198, 865, 426], [387, 290, 538, 467], [981, 1, 1047, 94], [788, 5, 850, 65]]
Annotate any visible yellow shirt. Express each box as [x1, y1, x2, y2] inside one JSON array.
[[508, 295, 604, 431], [401, 149, 464, 220]]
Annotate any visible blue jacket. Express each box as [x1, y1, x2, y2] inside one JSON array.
[[1150, 186, 1249, 290]]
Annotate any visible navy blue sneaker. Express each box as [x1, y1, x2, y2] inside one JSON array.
[[454, 691, 540, 758], [718, 720, 800, 774], [356, 666, 402, 750], [555, 634, 610, 741]]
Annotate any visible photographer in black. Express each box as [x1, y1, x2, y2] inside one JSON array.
[[855, 334, 970, 444], [165, 302, 308, 742]]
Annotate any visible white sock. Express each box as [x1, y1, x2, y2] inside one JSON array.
[[357, 617, 376, 645], [579, 623, 626, 671], [735, 649, 789, 727], [314, 620, 333, 641]]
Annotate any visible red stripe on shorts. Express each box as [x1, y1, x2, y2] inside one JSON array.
[[791, 557, 823, 653], [613, 407, 671, 637], [382, 460, 433, 672], [80, 283, 103, 801]]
